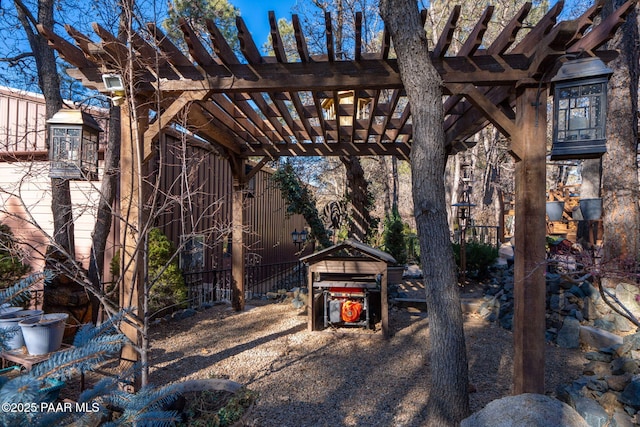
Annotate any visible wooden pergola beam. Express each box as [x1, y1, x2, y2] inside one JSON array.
[[143, 89, 212, 159], [38, 1, 632, 393]]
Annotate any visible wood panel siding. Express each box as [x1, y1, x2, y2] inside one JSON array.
[[0, 86, 47, 153], [157, 131, 307, 273]]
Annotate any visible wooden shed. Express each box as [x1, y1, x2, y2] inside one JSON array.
[[301, 239, 396, 338]]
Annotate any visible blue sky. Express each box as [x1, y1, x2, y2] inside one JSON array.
[[231, 1, 300, 46]]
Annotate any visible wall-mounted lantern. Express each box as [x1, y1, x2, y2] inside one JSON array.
[[47, 109, 102, 180], [550, 57, 613, 161]]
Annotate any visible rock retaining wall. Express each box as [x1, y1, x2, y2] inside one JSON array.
[[474, 252, 640, 426]]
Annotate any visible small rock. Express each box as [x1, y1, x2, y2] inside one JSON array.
[[499, 313, 513, 330], [574, 396, 611, 427], [615, 283, 640, 318], [605, 373, 633, 392], [612, 410, 638, 427], [560, 279, 575, 290], [611, 358, 639, 375], [584, 351, 612, 363], [557, 379, 590, 407], [546, 272, 561, 285], [599, 391, 623, 415], [558, 316, 581, 349], [580, 282, 597, 299], [479, 306, 492, 318], [614, 314, 635, 333], [583, 361, 612, 378], [616, 332, 640, 357], [586, 378, 608, 394], [580, 325, 623, 349], [570, 309, 584, 322], [612, 409, 635, 427], [569, 285, 586, 299], [619, 376, 640, 409]]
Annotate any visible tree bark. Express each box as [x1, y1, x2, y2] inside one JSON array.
[[601, 0, 639, 268], [340, 155, 375, 242], [380, 0, 470, 424], [88, 106, 121, 322], [14, 0, 76, 258]]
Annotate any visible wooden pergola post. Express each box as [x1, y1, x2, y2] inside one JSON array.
[[230, 159, 246, 311], [118, 100, 148, 388], [39, 0, 633, 395], [512, 86, 547, 394]]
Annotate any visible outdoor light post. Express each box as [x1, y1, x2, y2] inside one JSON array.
[[291, 228, 308, 251], [47, 109, 102, 180], [453, 200, 474, 284], [550, 57, 613, 161]]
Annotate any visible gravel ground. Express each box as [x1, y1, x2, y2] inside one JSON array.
[[147, 288, 586, 427]]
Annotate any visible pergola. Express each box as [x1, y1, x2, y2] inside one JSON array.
[[39, 0, 635, 394]]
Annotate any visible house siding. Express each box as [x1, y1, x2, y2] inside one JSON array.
[[0, 87, 307, 283]]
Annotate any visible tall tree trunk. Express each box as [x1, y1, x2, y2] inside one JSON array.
[[391, 156, 399, 211], [383, 157, 392, 215], [14, 0, 76, 258], [340, 155, 374, 242], [88, 106, 121, 322], [601, 0, 639, 272], [380, 0, 470, 425]]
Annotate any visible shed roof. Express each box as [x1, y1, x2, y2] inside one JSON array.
[[300, 238, 396, 265]]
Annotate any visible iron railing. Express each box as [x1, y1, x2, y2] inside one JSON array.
[[452, 225, 501, 247], [183, 261, 307, 308]]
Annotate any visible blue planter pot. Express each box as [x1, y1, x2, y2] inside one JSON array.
[[546, 201, 564, 221], [19, 313, 68, 355], [579, 198, 602, 220], [0, 310, 43, 350]]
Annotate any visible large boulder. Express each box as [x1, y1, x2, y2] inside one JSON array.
[[461, 394, 588, 427], [615, 283, 640, 319]]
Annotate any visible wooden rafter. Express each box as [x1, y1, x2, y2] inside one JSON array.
[[39, 2, 634, 159]]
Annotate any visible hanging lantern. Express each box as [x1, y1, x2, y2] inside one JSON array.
[[452, 202, 475, 229], [550, 57, 613, 161], [47, 109, 102, 180]]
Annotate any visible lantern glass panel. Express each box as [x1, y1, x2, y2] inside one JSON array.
[[51, 126, 81, 164], [554, 81, 606, 144], [81, 129, 99, 175]]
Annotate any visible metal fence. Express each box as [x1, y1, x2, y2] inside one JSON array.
[[183, 261, 307, 308], [451, 225, 501, 247]]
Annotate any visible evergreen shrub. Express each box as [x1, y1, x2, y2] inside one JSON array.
[[452, 241, 498, 279]]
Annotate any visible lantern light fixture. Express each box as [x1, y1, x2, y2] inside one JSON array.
[[550, 57, 613, 161], [47, 109, 102, 181], [452, 202, 475, 229], [291, 228, 308, 249]]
